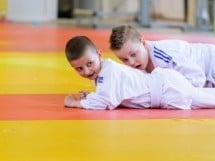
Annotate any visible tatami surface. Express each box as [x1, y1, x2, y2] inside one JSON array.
[[1, 22, 215, 161]]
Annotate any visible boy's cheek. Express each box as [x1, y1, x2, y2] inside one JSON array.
[[77, 72, 83, 77], [79, 74, 85, 78]]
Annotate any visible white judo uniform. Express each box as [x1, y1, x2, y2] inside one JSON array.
[[147, 40, 215, 87], [80, 59, 215, 110]]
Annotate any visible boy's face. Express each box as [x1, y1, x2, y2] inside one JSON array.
[[69, 47, 101, 80], [113, 39, 149, 70]]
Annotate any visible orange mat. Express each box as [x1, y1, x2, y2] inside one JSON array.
[[1, 94, 215, 120]]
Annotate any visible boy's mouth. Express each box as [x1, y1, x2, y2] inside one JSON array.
[[87, 72, 96, 79], [135, 65, 142, 69]]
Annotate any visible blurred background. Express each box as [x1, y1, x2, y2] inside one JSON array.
[[0, 0, 215, 31], [1, 0, 215, 94]]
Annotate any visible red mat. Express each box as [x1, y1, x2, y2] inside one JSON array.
[[1, 22, 215, 53], [1, 94, 215, 120]]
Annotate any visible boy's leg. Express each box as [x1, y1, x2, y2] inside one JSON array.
[[205, 45, 215, 87], [153, 68, 215, 109], [191, 88, 215, 109], [152, 68, 193, 109]]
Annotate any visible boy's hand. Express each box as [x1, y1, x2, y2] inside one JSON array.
[[64, 94, 83, 108], [64, 95, 76, 107], [79, 90, 90, 99]]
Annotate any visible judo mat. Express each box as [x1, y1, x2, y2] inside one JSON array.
[[1, 22, 215, 161]]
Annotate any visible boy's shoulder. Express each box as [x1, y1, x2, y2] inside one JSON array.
[[147, 39, 190, 67], [147, 39, 188, 50], [98, 59, 118, 77], [96, 59, 121, 86], [101, 59, 122, 71], [99, 59, 130, 79], [101, 59, 135, 73]]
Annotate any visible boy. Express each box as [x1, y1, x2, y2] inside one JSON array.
[[64, 36, 215, 110], [109, 25, 215, 88]]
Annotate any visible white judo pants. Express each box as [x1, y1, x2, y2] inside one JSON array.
[[150, 68, 215, 109]]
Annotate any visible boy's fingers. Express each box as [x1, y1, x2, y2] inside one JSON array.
[[64, 96, 70, 106], [79, 91, 89, 99], [64, 95, 74, 107], [79, 91, 89, 94]]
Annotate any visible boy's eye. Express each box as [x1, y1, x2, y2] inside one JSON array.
[[130, 53, 136, 57], [76, 67, 83, 72], [122, 58, 128, 62], [87, 61, 93, 67]]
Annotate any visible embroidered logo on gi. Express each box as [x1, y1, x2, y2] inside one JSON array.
[[172, 61, 177, 67], [97, 76, 104, 83]]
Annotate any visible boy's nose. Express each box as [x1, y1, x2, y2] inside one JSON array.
[[83, 68, 91, 75], [128, 59, 136, 67]]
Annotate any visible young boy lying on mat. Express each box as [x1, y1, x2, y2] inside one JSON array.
[[109, 25, 215, 88], [64, 36, 215, 110]]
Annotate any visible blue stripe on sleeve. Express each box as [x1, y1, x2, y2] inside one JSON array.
[[154, 54, 170, 63], [153, 46, 172, 63], [154, 46, 172, 60]]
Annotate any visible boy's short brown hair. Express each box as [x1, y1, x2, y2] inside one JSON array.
[[65, 36, 96, 61], [109, 25, 141, 50]]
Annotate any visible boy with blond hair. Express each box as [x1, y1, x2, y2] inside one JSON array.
[[109, 25, 215, 88]]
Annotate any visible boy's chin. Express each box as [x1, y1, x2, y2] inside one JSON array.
[[85, 75, 97, 80], [87, 77, 95, 80]]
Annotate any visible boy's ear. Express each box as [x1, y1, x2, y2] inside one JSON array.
[[97, 49, 102, 57], [140, 37, 145, 44]]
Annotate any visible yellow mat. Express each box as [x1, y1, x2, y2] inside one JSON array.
[[1, 120, 215, 161]]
